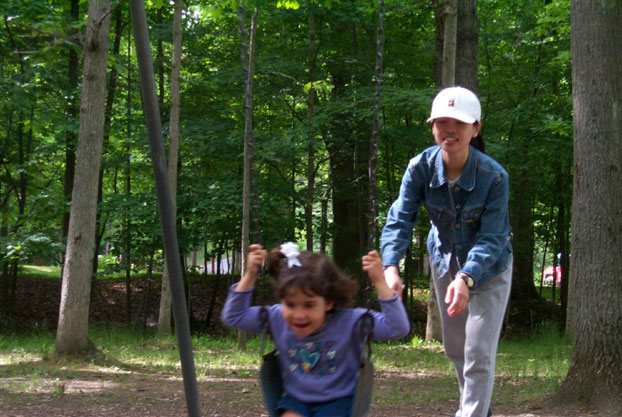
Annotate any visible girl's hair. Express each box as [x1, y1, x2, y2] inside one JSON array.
[[265, 248, 359, 308], [470, 122, 486, 153]]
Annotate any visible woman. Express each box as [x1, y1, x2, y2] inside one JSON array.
[[380, 86, 512, 417]]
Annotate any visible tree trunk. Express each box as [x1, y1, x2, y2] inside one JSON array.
[[441, 0, 457, 87], [304, 11, 317, 252], [326, 65, 359, 273], [237, 4, 258, 351], [56, 0, 111, 355], [426, 0, 461, 342], [554, 2, 622, 412], [61, 0, 80, 241], [92, 6, 123, 295], [320, 197, 328, 254], [157, 0, 184, 336], [455, 0, 478, 92], [508, 128, 540, 306], [368, 0, 384, 251], [123, 146, 132, 325]]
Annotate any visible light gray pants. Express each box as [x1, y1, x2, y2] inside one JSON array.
[[432, 254, 512, 417]]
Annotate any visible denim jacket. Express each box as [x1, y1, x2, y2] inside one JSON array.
[[381, 145, 512, 289]]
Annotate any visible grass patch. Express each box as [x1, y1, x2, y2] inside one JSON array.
[[19, 263, 158, 281], [20, 265, 61, 279], [0, 324, 572, 409], [495, 322, 571, 404]]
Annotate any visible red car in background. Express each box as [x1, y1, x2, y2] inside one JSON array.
[[542, 266, 562, 285]]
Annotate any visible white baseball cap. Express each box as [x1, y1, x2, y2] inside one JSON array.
[[427, 86, 481, 124]]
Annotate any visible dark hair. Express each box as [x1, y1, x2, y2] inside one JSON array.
[[470, 122, 485, 153], [265, 248, 359, 308]]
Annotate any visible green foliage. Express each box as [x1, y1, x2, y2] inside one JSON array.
[[1, 0, 573, 315], [1, 233, 64, 265]]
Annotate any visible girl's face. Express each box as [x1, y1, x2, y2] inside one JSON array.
[[281, 287, 335, 338], [431, 117, 480, 158]]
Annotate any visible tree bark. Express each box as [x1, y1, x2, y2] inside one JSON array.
[[426, 0, 463, 342], [56, 0, 111, 355], [157, 0, 184, 336], [62, 0, 80, 241], [441, 0, 457, 87], [554, 1, 622, 413], [304, 10, 317, 252], [455, 0, 478, 92], [237, 4, 258, 351]]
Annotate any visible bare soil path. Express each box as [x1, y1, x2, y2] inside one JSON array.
[[0, 276, 597, 417], [0, 366, 598, 417]]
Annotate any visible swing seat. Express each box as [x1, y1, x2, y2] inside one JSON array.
[[350, 355, 374, 417], [260, 348, 283, 417], [260, 351, 373, 417], [258, 308, 374, 417]]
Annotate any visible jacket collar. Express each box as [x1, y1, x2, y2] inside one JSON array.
[[430, 145, 478, 191]]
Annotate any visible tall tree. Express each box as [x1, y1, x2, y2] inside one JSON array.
[[158, 0, 184, 336], [441, 0, 457, 87], [368, 0, 384, 252], [237, 3, 258, 350], [426, 0, 458, 343], [304, 9, 318, 252], [61, 0, 80, 240], [455, 0, 478, 92], [56, 0, 112, 355], [553, 1, 622, 413]]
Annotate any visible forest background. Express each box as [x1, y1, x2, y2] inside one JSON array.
[[1, 0, 572, 332], [4, 0, 622, 415]]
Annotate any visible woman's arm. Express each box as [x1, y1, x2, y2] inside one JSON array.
[[361, 250, 410, 339]]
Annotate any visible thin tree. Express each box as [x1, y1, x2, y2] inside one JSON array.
[[304, 9, 318, 252], [158, 0, 184, 336], [426, 0, 457, 342], [368, 0, 384, 252], [56, 0, 112, 355], [441, 0, 457, 87], [553, 1, 622, 413], [61, 0, 80, 241], [238, 3, 258, 351]]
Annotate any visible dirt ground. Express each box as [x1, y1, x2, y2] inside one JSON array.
[[0, 276, 600, 417], [0, 368, 599, 417]]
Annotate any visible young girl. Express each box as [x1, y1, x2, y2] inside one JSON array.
[[221, 242, 409, 417], [381, 86, 512, 417]]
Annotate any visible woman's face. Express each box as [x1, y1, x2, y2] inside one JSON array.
[[431, 117, 480, 158], [281, 287, 334, 338]]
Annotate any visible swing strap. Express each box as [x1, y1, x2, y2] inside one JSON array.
[[351, 310, 375, 417], [259, 306, 282, 417], [260, 306, 270, 356], [359, 311, 375, 361]]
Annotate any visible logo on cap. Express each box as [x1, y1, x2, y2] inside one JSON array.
[[448, 99, 455, 107]]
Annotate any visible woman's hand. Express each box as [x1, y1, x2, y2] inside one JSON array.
[[383, 265, 404, 299], [445, 277, 469, 317], [362, 250, 395, 300], [236, 244, 266, 291]]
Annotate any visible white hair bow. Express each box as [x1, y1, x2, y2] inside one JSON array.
[[280, 242, 302, 268]]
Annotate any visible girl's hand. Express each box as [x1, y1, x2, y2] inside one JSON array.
[[236, 244, 266, 291], [362, 250, 395, 300]]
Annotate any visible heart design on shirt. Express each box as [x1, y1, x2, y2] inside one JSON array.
[[297, 348, 320, 373]]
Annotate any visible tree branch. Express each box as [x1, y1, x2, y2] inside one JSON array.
[[5, 18, 82, 48]]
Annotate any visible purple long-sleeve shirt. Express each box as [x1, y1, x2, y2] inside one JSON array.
[[221, 284, 410, 403]]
